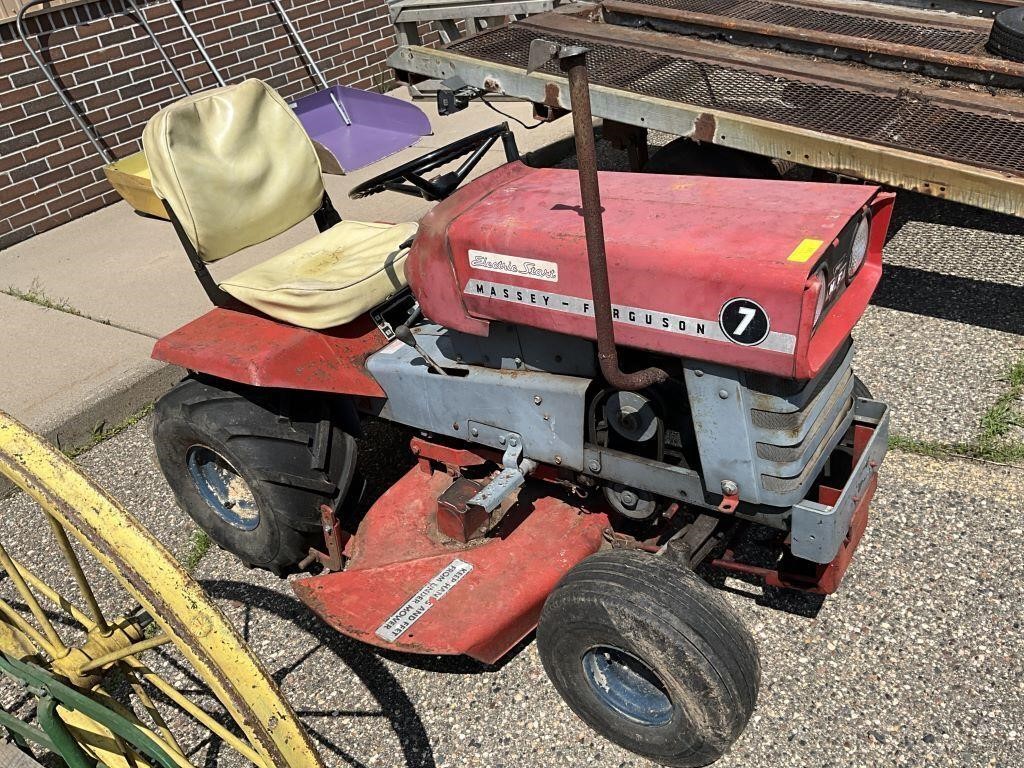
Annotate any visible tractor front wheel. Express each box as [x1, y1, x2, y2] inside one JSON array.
[[537, 549, 759, 767], [152, 377, 357, 573]]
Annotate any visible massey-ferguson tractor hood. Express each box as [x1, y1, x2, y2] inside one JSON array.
[[408, 162, 894, 380]]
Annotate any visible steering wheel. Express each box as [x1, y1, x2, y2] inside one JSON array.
[[349, 123, 519, 201]]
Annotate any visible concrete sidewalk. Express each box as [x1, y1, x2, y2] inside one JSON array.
[[0, 93, 573, 462]]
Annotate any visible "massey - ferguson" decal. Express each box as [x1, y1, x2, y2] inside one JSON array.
[[465, 279, 796, 354]]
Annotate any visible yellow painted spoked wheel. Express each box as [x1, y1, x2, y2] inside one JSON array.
[[0, 410, 323, 768]]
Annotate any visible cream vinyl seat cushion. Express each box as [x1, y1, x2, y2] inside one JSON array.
[[219, 220, 419, 330], [143, 79, 326, 264], [143, 79, 420, 330]]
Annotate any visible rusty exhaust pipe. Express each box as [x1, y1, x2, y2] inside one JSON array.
[[527, 40, 667, 391]]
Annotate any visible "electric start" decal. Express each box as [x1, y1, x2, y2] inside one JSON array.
[[375, 559, 474, 642], [468, 250, 559, 282]]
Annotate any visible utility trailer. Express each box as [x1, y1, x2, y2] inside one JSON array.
[[388, 0, 1024, 217]]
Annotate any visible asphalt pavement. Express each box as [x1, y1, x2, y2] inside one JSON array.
[[2, 414, 1020, 768], [1, 142, 1022, 768]]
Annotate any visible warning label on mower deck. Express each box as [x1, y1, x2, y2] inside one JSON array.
[[375, 559, 474, 643]]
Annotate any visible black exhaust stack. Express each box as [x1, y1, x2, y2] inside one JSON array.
[[526, 39, 667, 392]]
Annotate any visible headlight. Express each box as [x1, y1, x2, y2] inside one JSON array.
[[847, 214, 870, 279], [811, 265, 828, 325]]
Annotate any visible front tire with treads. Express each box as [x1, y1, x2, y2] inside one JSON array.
[[537, 549, 759, 767], [152, 376, 357, 573]]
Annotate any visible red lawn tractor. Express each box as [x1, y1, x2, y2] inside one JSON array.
[[146, 41, 891, 767]]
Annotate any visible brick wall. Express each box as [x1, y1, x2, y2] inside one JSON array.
[[0, 0, 408, 250]]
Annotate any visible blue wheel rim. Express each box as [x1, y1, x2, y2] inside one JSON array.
[[582, 646, 674, 726], [185, 446, 260, 531]]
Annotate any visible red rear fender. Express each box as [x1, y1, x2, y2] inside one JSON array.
[[152, 305, 388, 397]]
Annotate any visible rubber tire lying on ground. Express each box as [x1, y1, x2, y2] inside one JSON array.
[[537, 549, 759, 768], [152, 376, 357, 573], [987, 8, 1024, 63]]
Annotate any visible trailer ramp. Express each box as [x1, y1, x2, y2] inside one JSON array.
[[390, 1, 1024, 217]]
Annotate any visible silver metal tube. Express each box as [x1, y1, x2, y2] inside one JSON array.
[[266, 0, 351, 125], [169, 0, 226, 87], [17, 0, 112, 162], [16, 0, 193, 163], [123, 0, 190, 95]]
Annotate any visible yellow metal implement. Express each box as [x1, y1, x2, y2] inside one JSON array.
[[102, 151, 168, 220], [0, 410, 324, 768]]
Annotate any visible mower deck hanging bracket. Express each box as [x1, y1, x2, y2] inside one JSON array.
[[467, 438, 536, 514]]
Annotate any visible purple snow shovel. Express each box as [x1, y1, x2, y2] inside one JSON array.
[[268, 0, 432, 173]]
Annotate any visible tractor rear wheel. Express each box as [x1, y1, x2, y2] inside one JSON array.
[[537, 549, 759, 767], [152, 377, 357, 573]]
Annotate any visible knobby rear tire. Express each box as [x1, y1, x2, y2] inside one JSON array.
[[152, 376, 356, 573]]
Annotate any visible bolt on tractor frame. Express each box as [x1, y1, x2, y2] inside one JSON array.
[[141, 39, 891, 766]]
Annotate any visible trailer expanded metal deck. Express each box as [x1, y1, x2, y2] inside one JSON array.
[[389, 0, 1024, 217]]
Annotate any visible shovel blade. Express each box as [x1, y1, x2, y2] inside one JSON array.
[[291, 85, 432, 173]]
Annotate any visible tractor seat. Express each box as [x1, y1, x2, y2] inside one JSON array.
[[219, 219, 418, 330], [142, 78, 419, 330]]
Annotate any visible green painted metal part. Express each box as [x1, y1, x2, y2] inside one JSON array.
[[0, 652, 179, 768], [36, 697, 95, 768], [0, 706, 57, 753]]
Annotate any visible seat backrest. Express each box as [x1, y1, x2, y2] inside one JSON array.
[[143, 79, 325, 263]]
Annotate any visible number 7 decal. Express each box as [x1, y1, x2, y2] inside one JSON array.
[[719, 298, 770, 346], [733, 306, 756, 336]]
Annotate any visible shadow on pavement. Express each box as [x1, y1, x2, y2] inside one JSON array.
[[700, 567, 827, 619], [887, 192, 1024, 237], [872, 265, 1024, 335], [202, 580, 439, 768], [874, 191, 1024, 334]]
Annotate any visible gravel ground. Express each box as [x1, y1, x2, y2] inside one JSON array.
[[852, 306, 1023, 443], [861, 192, 1024, 442], [2, 417, 1023, 768]]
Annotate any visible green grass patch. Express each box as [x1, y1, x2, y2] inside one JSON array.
[[182, 530, 213, 573], [3, 278, 111, 325], [887, 434, 951, 459], [974, 357, 1024, 451], [889, 355, 1024, 466], [64, 404, 154, 459]]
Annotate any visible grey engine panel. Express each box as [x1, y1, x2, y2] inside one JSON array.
[[684, 343, 856, 508], [368, 324, 868, 558], [366, 325, 592, 470], [790, 397, 889, 563]]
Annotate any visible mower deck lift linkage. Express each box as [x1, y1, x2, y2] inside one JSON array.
[[526, 39, 668, 392]]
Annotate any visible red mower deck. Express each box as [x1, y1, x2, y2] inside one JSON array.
[[292, 450, 610, 664]]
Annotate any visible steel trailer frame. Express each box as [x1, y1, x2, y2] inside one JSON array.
[[388, 3, 1024, 217]]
